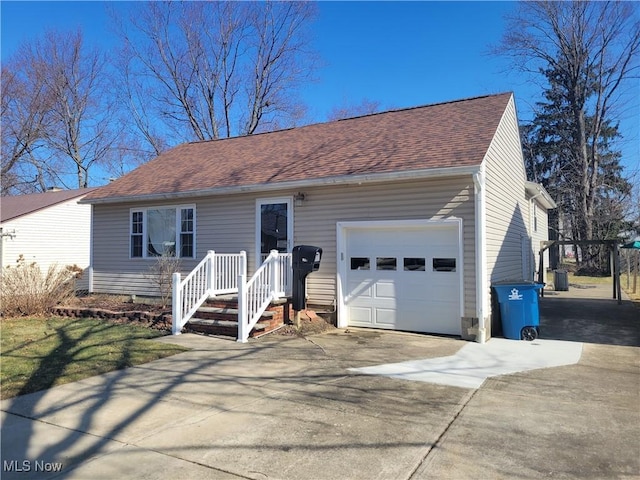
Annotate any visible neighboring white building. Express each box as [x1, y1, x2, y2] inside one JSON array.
[[1, 188, 96, 289]]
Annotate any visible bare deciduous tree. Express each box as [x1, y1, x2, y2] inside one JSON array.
[[1, 62, 51, 194], [39, 30, 117, 188], [499, 2, 639, 244], [2, 30, 121, 191], [112, 1, 317, 146], [327, 99, 382, 122]]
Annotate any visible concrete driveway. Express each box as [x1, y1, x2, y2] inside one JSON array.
[[1, 286, 638, 479]]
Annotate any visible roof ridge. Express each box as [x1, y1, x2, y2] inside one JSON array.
[[184, 91, 513, 147]]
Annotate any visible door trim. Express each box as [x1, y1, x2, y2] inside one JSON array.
[[255, 196, 293, 266], [336, 218, 464, 329]]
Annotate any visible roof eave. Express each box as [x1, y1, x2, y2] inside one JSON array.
[[525, 181, 557, 209], [81, 165, 481, 205]]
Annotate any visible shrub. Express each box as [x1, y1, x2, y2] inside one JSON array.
[[144, 253, 181, 308], [1, 255, 80, 317]]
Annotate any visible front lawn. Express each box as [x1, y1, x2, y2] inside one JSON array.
[[0, 317, 188, 399]]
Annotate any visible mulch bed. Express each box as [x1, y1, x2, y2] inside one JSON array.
[[54, 295, 172, 331], [55, 295, 336, 336]]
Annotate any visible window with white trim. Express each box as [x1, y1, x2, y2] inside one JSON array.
[[130, 206, 195, 258]]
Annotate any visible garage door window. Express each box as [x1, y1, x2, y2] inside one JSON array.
[[433, 258, 456, 272], [404, 257, 426, 271], [351, 257, 370, 270], [376, 257, 397, 270]]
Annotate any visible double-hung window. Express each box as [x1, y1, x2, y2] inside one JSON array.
[[130, 205, 195, 259]]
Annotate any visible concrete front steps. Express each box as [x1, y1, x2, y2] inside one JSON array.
[[185, 295, 292, 339]]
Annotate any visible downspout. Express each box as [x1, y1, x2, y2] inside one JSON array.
[[473, 166, 488, 344], [88, 205, 94, 293]]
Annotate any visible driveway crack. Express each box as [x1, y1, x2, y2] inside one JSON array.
[[407, 387, 478, 479]]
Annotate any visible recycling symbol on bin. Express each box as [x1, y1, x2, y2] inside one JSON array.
[[508, 288, 523, 301]]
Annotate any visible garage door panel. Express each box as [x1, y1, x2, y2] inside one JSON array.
[[347, 279, 373, 299], [349, 307, 372, 325], [374, 281, 396, 299], [344, 222, 462, 336], [374, 308, 396, 326]]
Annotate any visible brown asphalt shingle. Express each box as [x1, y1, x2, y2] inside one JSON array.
[[84, 93, 513, 202]]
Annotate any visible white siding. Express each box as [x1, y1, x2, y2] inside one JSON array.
[[92, 177, 477, 317], [484, 95, 530, 284], [527, 197, 551, 280], [1, 198, 92, 289]]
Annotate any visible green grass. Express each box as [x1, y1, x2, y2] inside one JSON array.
[[544, 270, 612, 285], [0, 317, 189, 399]]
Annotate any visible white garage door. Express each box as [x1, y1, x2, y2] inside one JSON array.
[[342, 221, 462, 335]]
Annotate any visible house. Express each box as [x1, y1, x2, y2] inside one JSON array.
[[81, 92, 555, 342], [1, 188, 96, 290]]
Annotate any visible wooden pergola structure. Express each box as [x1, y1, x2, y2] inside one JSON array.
[[538, 239, 622, 304]]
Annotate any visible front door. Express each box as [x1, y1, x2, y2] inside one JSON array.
[[256, 197, 293, 263]]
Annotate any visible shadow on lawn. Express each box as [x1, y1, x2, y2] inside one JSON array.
[[0, 321, 173, 479]]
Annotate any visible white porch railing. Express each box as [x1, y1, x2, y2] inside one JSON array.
[[172, 251, 246, 335], [172, 250, 291, 339], [275, 253, 292, 297], [237, 250, 282, 343]]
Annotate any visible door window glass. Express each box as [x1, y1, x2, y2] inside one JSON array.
[[260, 202, 288, 256]]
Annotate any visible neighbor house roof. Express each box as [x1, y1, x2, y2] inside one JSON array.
[[84, 92, 514, 204], [1, 188, 97, 223]]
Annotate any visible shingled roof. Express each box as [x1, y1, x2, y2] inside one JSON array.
[[84, 92, 513, 204], [1, 188, 97, 223]]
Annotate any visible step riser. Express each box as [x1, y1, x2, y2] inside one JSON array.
[[188, 298, 292, 338], [193, 313, 281, 329], [198, 306, 292, 324]]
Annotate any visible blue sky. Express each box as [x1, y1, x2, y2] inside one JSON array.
[[1, 1, 638, 181]]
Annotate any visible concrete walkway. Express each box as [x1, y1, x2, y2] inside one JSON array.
[[1, 283, 638, 479], [350, 338, 583, 389]]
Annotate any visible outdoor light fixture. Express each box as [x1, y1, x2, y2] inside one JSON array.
[[294, 192, 306, 206]]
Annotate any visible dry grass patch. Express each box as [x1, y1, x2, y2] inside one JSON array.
[[1, 317, 188, 399]]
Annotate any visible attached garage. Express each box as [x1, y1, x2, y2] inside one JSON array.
[[337, 219, 463, 336]]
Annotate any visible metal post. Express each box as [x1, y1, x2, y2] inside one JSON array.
[[627, 249, 631, 290], [634, 250, 638, 294], [611, 248, 616, 300], [615, 245, 622, 305], [172, 272, 182, 335]]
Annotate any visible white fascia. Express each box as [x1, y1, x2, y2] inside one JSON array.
[[81, 165, 481, 205], [472, 163, 488, 344]]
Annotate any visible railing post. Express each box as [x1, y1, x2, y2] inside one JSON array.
[[172, 272, 182, 335], [270, 249, 279, 300], [237, 271, 248, 343], [239, 250, 247, 277], [207, 250, 215, 295]]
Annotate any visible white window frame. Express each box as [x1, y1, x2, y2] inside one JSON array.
[[129, 204, 196, 259]]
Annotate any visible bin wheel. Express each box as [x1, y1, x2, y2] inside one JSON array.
[[521, 326, 538, 341]]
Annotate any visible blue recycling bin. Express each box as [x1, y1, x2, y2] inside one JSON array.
[[493, 283, 544, 341]]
